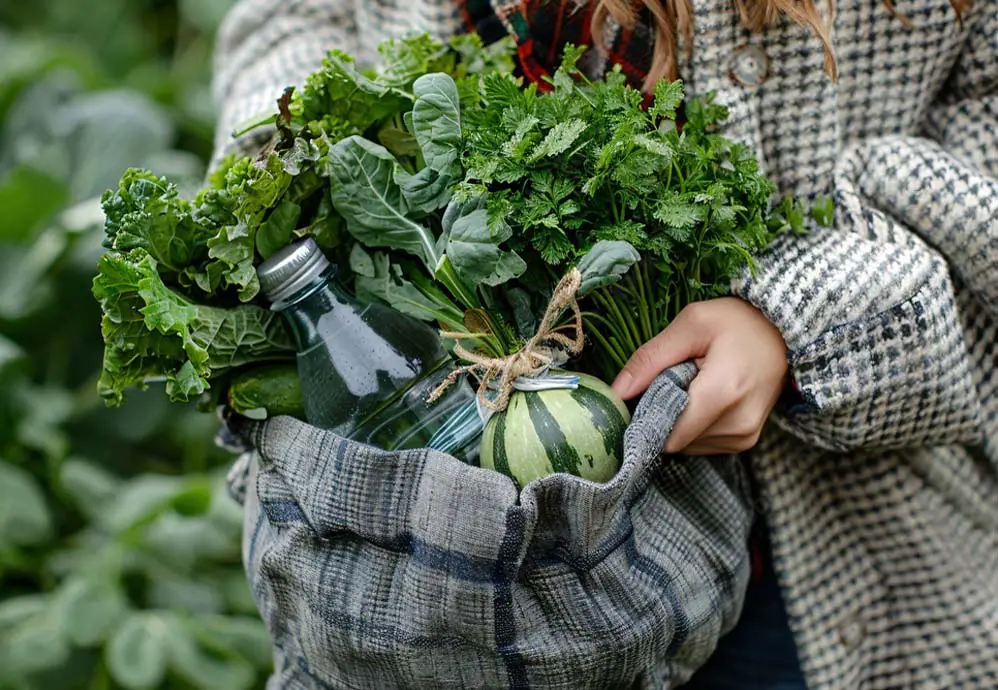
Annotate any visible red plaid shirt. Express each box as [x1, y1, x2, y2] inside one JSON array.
[[457, 0, 659, 91]]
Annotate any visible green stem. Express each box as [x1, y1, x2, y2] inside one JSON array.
[[609, 191, 621, 224], [630, 270, 654, 343], [615, 280, 649, 344], [584, 318, 629, 371], [582, 310, 631, 350], [435, 257, 480, 311], [607, 337, 630, 369], [642, 260, 659, 334], [647, 261, 669, 333], [592, 290, 640, 358]]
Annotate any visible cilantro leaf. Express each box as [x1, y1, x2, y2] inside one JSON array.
[[650, 79, 684, 121]]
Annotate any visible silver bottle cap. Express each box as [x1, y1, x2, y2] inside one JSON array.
[[256, 237, 331, 306]]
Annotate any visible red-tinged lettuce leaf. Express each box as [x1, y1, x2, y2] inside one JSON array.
[[92, 249, 293, 405]]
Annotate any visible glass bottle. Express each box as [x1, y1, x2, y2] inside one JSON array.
[[256, 238, 481, 462]]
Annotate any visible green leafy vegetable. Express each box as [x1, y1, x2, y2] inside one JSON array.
[[576, 241, 641, 296], [460, 48, 807, 379], [95, 34, 517, 406], [93, 250, 292, 404], [255, 201, 301, 259], [410, 73, 462, 178], [442, 197, 526, 287], [327, 135, 441, 269], [94, 32, 811, 409]]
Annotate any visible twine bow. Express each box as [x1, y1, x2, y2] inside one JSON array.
[[428, 268, 585, 413]]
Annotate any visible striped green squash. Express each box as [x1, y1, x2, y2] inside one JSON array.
[[480, 372, 631, 488]]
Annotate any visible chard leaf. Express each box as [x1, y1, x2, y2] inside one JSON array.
[[348, 242, 377, 278], [411, 73, 462, 178], [505, 287, 538, 339], [576, 240, 641, 296], [93, 250, 292, 405], [377, 124, 420, 159], [351, 247, 460, 324], [255, 201, 300, 259], [486, 251, 529, 287], [327, 136, 440, 269], [395, 167, 452, 216], [444, 203, 525, 287]]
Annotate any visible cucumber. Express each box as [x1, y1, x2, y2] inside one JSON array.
[[480, 372, 630, 489], [227, 363, 306, 421]]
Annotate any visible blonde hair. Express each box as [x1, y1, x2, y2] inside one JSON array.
[[590, 0, 973, 89]]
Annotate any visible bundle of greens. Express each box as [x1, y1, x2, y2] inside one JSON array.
[[93, 34, 518, 406], [457, 46, 818, 380], [93, 33, 823, 411]]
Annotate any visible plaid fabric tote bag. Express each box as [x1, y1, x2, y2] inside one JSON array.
[[222, 362, 754, 689]]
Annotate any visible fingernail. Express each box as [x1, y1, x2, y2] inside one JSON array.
[[611, 371, 632, 398]]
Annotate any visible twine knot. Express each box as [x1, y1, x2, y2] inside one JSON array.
[[428, 268, 585, 413]]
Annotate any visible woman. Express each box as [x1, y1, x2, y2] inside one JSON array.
[[212, 1, 998, 687]]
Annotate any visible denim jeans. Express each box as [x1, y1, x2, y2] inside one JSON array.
[[682, 550, 808, 690]]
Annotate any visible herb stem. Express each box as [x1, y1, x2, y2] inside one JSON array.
[[584, 317, 629, 371], [630, 269, 654, 343], [435, 257, 480, 311], [592, 289, 640, 359]]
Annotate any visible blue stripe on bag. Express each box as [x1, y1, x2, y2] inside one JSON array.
[[410, 538, 496, 581], [622, 536, 691, 656], [495, 507, 530, 689], [261, 498, 506, 583], [262, 498, 309, 525]]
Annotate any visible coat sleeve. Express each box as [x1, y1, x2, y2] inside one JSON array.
[[733, 5, 996, 453], [209, 0, 362, 168]]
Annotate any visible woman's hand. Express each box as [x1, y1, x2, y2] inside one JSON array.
[[611, 298, 789, 455]]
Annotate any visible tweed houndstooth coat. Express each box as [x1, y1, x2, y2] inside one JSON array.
[[210, 1, 998, 688]]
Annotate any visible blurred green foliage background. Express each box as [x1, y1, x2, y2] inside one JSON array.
[[0, 1, 273, 688]]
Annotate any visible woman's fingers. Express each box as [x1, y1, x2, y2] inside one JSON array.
[[608, 298, 788, 455]]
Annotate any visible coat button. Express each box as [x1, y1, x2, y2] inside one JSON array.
[[730, 44, 770, 87], [837, 616, 866, 650]]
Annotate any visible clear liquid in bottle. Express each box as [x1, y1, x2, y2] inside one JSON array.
[[256, 238, 481, 462]]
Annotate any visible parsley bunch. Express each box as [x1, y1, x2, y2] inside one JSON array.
[[459, 47, 812, 380]]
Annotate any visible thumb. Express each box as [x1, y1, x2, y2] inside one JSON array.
[[611, 316, 708, 400]]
